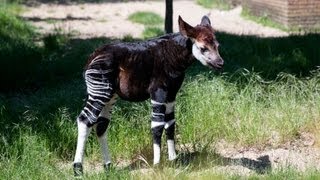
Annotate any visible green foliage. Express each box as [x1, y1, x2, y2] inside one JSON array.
[[142, 27, 164, 39], [128, 11, 164, 26], [197, 0, 231, 10]]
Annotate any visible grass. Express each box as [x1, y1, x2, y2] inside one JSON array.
[[142, 26, 164, 39], [128, 11, 165, 39], [197, 0, 231, 10], [241, 7, 288, 32], [241, 7, 320, 33], [2, 3, 320, 179], [128, 11, 164, 26]]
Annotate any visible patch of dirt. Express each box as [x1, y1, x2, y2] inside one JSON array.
[[59, 132, 320, 177], [213, 133, 320, 175], [22, 1, 288, 38]]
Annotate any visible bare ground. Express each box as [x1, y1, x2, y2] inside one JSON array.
[[57, 133, 320, 177], [24, 1, 319, 176], [22, 1, 288, 38]]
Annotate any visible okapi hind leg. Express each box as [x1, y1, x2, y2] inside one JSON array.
[[73, 118, 91, 177], [95, 95, 117, 171], [73, 57, 115, 176]]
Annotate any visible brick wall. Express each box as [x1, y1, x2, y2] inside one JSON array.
[[243, 0, 320, 30]]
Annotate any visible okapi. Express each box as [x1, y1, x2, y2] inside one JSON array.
[[73, 15, 224, 176]]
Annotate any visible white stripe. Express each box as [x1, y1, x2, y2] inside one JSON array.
[[86, 81, 109, 89], [86, 69, 113, 74], [88, 96, 105, 105], [152, 112, 165, 117], [86, 76, 108, 82], [91, 55, 107, 61], [151, 100, 165, 105], [164, 119, 175, 129], [87, 91, 111, 99], [153, 144, 161, 165], [87, 89, 111, 97], [83, 107, 97, 118], [86, 101, 102, 111], [151, 121, 165, 128]]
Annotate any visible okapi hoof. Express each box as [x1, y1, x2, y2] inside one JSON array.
[[73, 162, 83, 177], [103, 163, 112, 172]]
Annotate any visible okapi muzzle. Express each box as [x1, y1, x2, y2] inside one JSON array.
[[73, 15, 224, 176]]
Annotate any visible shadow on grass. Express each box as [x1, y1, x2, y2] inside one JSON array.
[[17, 0, 149, 6], [1, 31, 320, 162], [175, 151, 271, 174], [122, 143, 271, 174], [21, 16, 92, 22], [2, 32, 320, 92]]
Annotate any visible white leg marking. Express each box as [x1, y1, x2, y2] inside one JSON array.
[[153, 143, 161, 165], [151, 121, 166, 128], [152, 112, 165, 117], [164, 119, 175, 129], [151, 100, 165, 105], [98, 133, 111, 165], [74, 119, 91, 163], [167, 140, 177, 161]]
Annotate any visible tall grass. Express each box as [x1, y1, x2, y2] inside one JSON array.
[[1, 4, 320, 178], [1, 69, 320, 178]]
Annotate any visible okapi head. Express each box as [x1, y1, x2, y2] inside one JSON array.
[[179, 15, 224, 70]]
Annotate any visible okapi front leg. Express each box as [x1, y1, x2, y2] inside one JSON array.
[[151, 88, 167, 165], [165, 101, 177, 161]]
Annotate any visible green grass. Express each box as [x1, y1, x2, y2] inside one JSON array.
[[197, 0, 231, 10], [128, 11, 165, 38], [128, 11, 164, 26], [241, 7, 289, 32], [241, 7, 320, 33], [2, 3, 320, 179], [142, 26, 164, 39]]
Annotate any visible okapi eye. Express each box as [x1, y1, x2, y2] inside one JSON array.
[[200, 47, 208, 53]]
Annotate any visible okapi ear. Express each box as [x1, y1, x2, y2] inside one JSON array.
[[178, 16, 196, 38], [200, 15, 211, 26]]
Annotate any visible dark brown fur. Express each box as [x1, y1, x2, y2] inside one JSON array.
[[87, 33, 194, 102]]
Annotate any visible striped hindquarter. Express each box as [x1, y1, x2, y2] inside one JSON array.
[[73, 55, 116, 176]]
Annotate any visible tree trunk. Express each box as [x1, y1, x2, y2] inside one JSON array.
[[165, 0, 173, 33]]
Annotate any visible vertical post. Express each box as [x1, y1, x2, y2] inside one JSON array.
[[165, 0, 173, 33]]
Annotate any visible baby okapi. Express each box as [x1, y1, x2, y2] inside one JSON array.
[[73, 15, 224, 176]]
